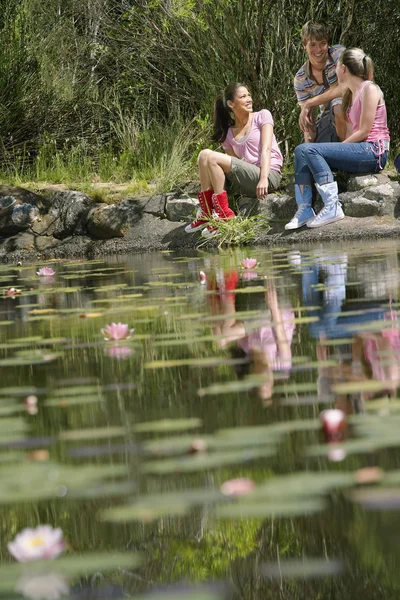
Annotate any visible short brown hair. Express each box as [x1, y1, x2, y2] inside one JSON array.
[[301, 21, 331, 46]]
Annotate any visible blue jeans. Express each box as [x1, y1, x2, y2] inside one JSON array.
[[295, 141, 388, 186]]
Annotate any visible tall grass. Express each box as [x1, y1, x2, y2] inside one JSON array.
[[0, 116, 210, 197]]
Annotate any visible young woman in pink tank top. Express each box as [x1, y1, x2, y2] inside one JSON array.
[[286, 48, 390, 230], [184, 82, 283, 239]]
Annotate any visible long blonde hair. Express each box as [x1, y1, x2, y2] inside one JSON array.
[[341, 48, 375, 117]]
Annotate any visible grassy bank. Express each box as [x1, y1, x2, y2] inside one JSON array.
[[0, 117, 210, 203]]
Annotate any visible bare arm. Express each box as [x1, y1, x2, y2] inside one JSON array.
[[299, 84, 346, 130], [343, 84, 381, 143], [257, 123, 273, 199], [302, 84, 345, 110]]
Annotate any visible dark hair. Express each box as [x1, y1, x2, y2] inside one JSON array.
[[301, 21, 331, 45], [341, 48, 374, 117], [212, 82, 247, 143]]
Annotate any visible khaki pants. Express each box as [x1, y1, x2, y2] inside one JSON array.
[[226, 156, 281, 198]]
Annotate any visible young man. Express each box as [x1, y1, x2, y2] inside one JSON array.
[[294, 21, 346, 143]]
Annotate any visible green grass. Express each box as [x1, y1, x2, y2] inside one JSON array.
[[0, 117, 209, 201], [197, 214, 271, 248]]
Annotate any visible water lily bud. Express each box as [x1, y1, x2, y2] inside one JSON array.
[[328, 447, 347, 462], [220, 477, 256, 497], [188, 438, 207, 454], [199, 271, 207, 284], [320, 409, 347, 442], [24, 395, 38, 407]]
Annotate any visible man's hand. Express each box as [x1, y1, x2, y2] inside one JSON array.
[[299, 102, 314, 131], [256, 177, 269, 200]]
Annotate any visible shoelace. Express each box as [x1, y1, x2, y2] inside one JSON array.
[[294, 204, 310, 218], [313, 201, 342, 221]]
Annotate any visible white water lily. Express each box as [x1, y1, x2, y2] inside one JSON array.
[[8, 525, 65, 562], [16, 572, 69, 600]]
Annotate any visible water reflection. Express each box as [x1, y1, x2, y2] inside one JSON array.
[[2, 244, 400, 598], [206, 270, 295, 402]]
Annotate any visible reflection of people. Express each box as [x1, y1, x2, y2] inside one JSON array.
[[207, 269, 243, 346], [207, 271, 294, 402], [286, 48, 390, 230], [353, 327, 400, 397], [294, 250, 400, 410], [236, 283, 295, 402], [295, 22, 346, 143], [185, 82, 283, 238]]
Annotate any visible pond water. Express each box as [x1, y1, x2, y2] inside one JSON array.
[[2, 240, 400, 599]]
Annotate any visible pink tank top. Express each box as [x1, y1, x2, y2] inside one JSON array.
[[347, 81, 390, 146]]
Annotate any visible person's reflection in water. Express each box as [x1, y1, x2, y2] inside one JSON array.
[[207, 269, 295, 403], [293, 250, 400, 411]]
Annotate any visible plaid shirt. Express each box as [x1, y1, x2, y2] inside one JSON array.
[[294, 44, 345, 115]]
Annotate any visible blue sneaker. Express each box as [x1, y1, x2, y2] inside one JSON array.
[[285, 205, 316, 230], [307, 202, 344, 228]]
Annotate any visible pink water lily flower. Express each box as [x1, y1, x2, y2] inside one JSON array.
[[241, 258, 259, 270], [220, 477, 256, 497], [37, 267, 55, 277], [199, 271, 207, 284], [5, 287, 22, 297], [242, 271, 258, 281], [16, 572, 69, 600], [320, 409, 347, 442], [8, 525, 65, 562], [105, 346, 133, 360], [101, 322, 134, 341]]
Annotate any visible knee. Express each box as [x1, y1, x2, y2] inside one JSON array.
[[197, 148, 212, 166], [294, 143, 308, 165]]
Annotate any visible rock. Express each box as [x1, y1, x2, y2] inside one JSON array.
[[30, 214, 58, 236], [11, 204, 39, 227], [259, 193, 297, 220], [237, 196, 259, 217], [0, 196, 16, 216], [364, 183, 395, 201], [86, 203, 129, 239], [35, 235, 62, 251], [347, 174, 379, 191], [166, 197, 198, 221], [49, 191, 96, 239], [0, 185, 50, 212], [140, 194, 166, 217], [343, 197, 381, 218], [176, 182, 200, 196], [129, 194, 166, 218], [5, 231, 36, 252]]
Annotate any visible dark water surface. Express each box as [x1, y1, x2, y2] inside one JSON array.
[[2, 241, 400, 599]]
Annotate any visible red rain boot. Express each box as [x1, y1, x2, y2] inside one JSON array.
[[202, 191, 235, 239], [185, 189, 213, 233]]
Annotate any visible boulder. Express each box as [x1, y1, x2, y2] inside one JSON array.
[[347, 174, 379, 191], [30, 214, 58, 236], [364, 183, 395, 202], [0, 185, 50, 212], [342, 197, 381, 218], [11, 204, 39, 228], [0, 188, 50, 236], [49, 191, 96, 239], [259, 193, 297, 220], [85, 203, 129, 239], [49, 191, 97, 238], [140, 194, 167, 218], [166, 197, 198, 222]]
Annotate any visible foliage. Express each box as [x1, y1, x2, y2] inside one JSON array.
[[0, 0, 398, 189], [198, 214, 271, 247]]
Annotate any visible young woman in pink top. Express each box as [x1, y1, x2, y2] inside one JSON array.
[[286, 48, 390, 230], [185, 82, 283, 239]]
